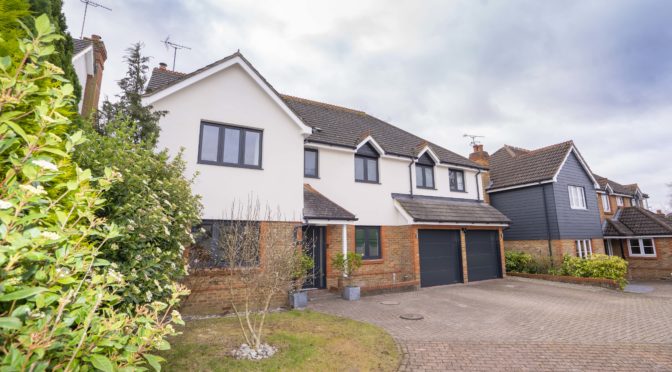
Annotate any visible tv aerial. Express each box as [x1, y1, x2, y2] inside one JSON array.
[[162, 36, 192, 71], [463, 133, 485, 146], [79, 0, 111, 39]]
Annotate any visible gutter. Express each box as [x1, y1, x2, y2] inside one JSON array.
[[541, 183, 554, 262], [475, 169, 482, 201], [408, 158, 415, 197]]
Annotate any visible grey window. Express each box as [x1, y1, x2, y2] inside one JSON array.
[[304, 148, 318, 178], [416, 153, 435, 189], [449, 169, 465, 192], [355, 226, 381, 259], [198, 122, 262, 168], [355, 143, 379, 183]]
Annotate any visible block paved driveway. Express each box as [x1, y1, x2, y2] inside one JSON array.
[[308, 277, 672, 371]]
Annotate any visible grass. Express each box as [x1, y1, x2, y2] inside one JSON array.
[[160, 310, 400, 371]]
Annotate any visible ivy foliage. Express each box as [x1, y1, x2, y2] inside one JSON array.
[[74, 119, 202, 307], [0, 15, 186, 370]]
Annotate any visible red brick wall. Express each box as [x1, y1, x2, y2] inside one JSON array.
[[179, 221, 300, 316], [505, 238, 605, 265], [623, 237, 672, 280]]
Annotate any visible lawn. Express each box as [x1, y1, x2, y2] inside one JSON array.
[[160, 310, 400, 371]]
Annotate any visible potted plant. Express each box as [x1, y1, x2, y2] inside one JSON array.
[[331, 252, 363, 301], [289, 251, 314, 309]]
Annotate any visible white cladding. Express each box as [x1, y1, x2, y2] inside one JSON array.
[[151, 64, 305, 221], [305, 145, 483, 225], [72, 46, 93, 113]]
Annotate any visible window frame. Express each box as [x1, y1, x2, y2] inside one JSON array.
[[601, 194, 611, 213], [354, 154, 379, 183], [627, 238, 656, 258], [449, 169, 466, 192], [415, 163, 435, 189], [304, 148, 319, 178], [576, 239, 593, 258], [568, 185, 587, 210], [616, 196, 624, 206], [197, 121, 263, 169], [355, 226, 381, 260]]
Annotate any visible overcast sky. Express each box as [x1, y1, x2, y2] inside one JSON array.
[[62, 0, 672, 211]]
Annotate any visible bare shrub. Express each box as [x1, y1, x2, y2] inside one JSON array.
[[218, 200, 305, 350]]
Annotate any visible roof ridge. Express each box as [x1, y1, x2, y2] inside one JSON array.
[[636, 207, 672, 232], [153, 67, 185, 76], [281, 94, 366, 116], [516, 140, 573, 157]]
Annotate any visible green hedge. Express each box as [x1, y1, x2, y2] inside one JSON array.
[[558, 254, 629, 289], [505, 251, 535, 273]]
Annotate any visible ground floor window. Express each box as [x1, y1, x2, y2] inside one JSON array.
[[189, 220, 260, 269], [576, 239, 592, 258], [628, 238, 656, 257], [355, 226, 381, 259]]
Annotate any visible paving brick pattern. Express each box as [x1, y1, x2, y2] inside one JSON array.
[[309, 277, 672, 371]]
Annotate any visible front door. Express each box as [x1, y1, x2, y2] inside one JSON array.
[[302, 226, 326, 289]]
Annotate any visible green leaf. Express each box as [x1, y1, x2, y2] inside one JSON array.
[[143, 354, 165, 372], [90, 354, 114, 372], [0, 317, 22, 329], [34, 14, 52, 36], [0, 56, 10, 71], [5, 121, 28, 143], [0, 287, 47, 301]]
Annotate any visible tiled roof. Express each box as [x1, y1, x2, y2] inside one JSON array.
[[143, 52, 484, 169], [282, 95, 483, 169], [603, 207, 672, 236], [393, 194, 510, 224], [146, 68, 186, 93], [72, 38, 92, 55], [303, 184, 356, 221], [488, 141, 576, 190], [593, 174, 639, 196]]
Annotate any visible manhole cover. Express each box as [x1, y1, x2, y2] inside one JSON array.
[[400, 313, 424, 320], [380, 301, 400, 305]]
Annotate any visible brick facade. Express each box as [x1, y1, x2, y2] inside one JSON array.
[[621, 237, 672, 280], [179, 221, 300, 316], [505, 238, 605, 264], [596, 193, 634, 222]]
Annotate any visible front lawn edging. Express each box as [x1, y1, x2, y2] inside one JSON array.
[[508, 272, 620, 290]]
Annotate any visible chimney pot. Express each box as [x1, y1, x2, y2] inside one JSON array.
[[159, 62, 167, 70], [91, 34, 101, 41], [469, 144, 490, 166]]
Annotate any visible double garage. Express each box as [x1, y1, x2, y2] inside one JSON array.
[[418, 229, 502, 287]]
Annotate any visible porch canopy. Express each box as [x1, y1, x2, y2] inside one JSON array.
[[392, 194, 511, 226], [603, 207, 672, 237], [303, 184, 357, 223]]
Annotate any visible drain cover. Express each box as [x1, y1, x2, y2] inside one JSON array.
[[400, 313, 424, 320], [380, 301, 400, 305]]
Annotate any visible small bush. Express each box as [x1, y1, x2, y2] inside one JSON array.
[[505, 251, 535, 273], [559, 254, 629, 289]]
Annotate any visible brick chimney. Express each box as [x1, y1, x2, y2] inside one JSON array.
[[469, 144, 491, 203], [159, 62, 168, 70], [81, 34, 107, 119]]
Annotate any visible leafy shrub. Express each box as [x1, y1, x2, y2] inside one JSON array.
[[0, 16, 186, 369], [558, 254, 629, 289], [331, 252, 363, 286], [74, 120, 202, 307], [505, 251, 535, 273]]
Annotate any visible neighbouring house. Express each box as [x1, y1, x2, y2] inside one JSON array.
[[72, 35, 107, 117], [142, 52, 510, 315], [593, 176, 671, 280], [471, 141, 605, 263]]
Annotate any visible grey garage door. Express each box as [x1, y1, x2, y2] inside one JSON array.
[[418, 230, 462, 287], [466, 230, 502, 282]]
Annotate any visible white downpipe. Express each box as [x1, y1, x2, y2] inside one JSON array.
[[342, 224, 348, 278]]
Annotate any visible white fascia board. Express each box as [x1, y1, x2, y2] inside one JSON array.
[[553, 146, 600, 189], [303, 219, 356, 225], [605, 184, 614, 194], [604, 235, 672, 239], [355, 135, 385, 155], [487, 180, 555, 194], [142, 56, 312, 136], [413, 221, 509, 227], [393, 200, 415, 224], [71, 45, 93, 62], [416, 146, 440, 163]]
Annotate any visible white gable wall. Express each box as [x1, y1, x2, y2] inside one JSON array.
[[305, 145, 483, 225], [152, 64, 305, 221]]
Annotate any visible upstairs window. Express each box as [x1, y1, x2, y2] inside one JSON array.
[[568, 186, 586, 209], [601, 194, 611, 213], [628, 238, 656, 257], [449, 169, 465, 192], [576, 239, 592, 258], [355, 226, 381, 259], [616, 196, 624, 206], [415, 153, 435, 189], [304, 148, 318, 178], [198, 122, 262, 168], [355, 143, 379, 183]]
